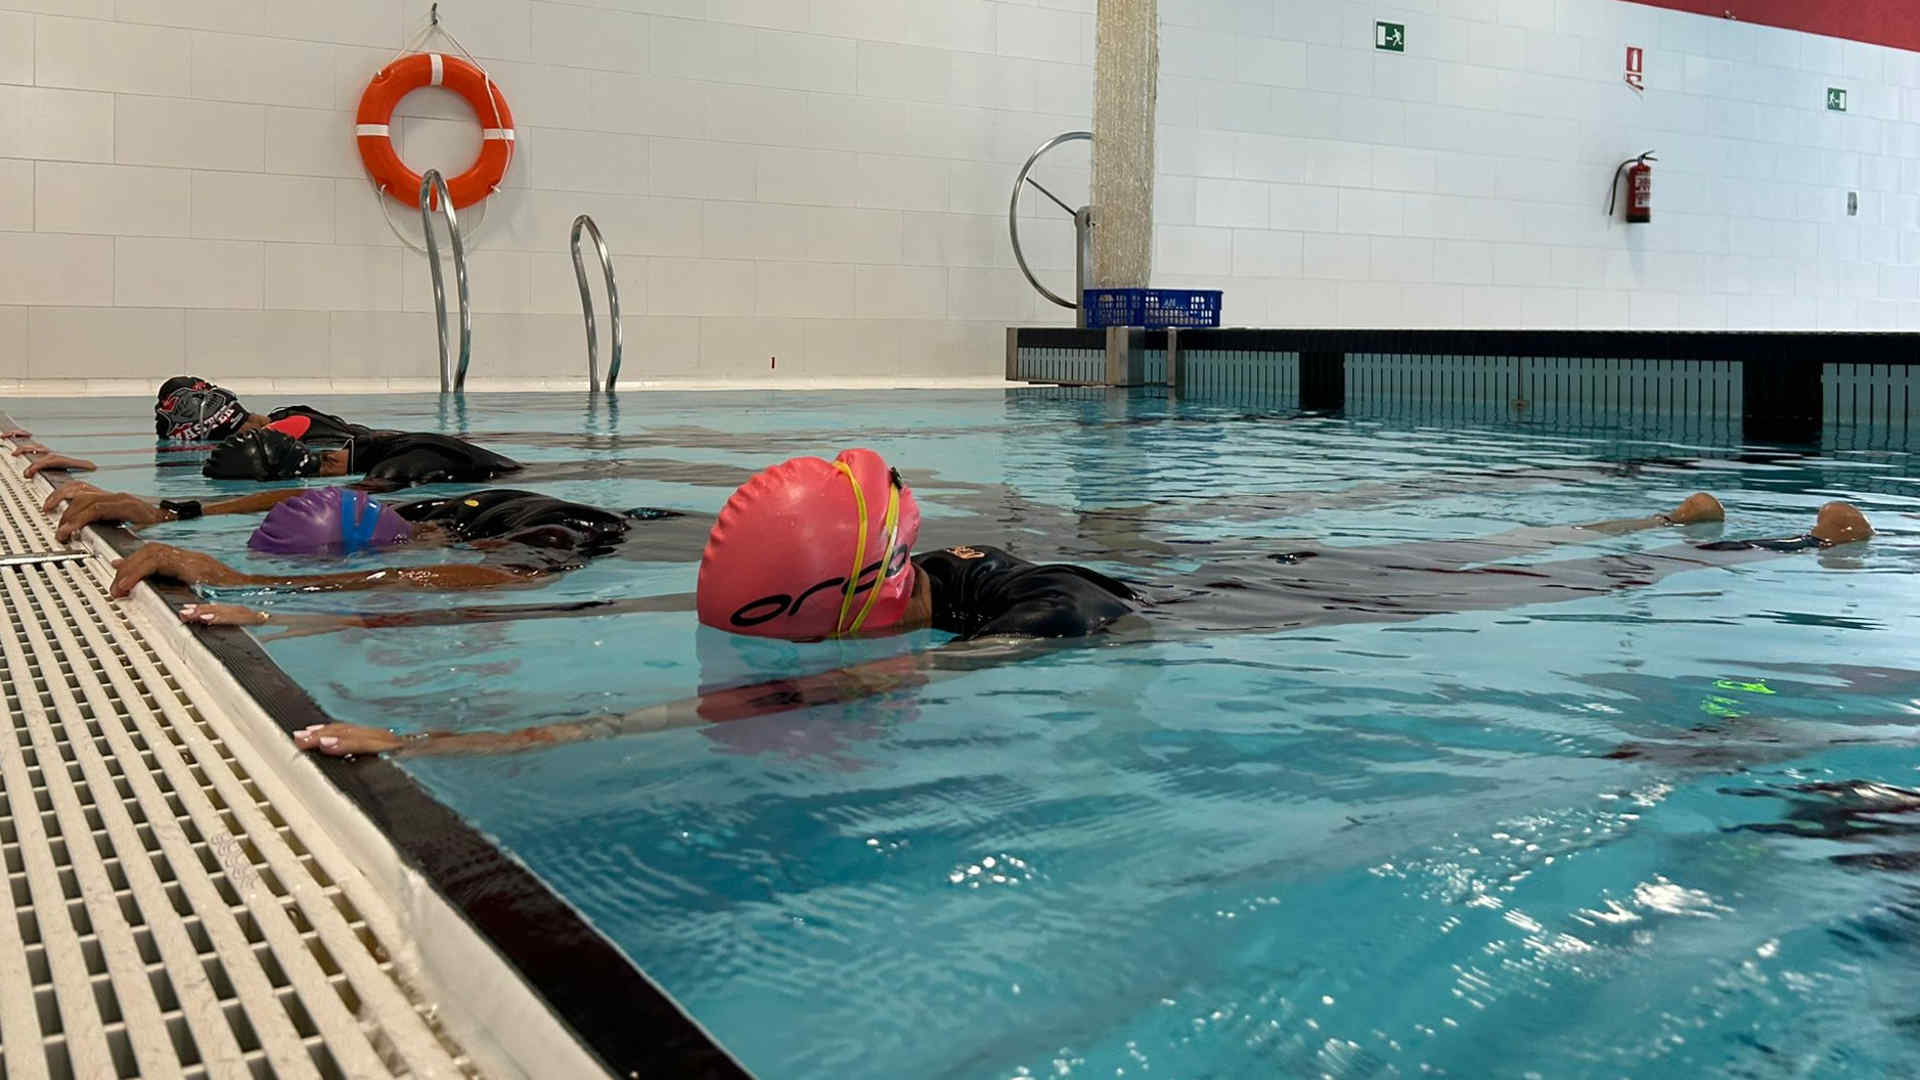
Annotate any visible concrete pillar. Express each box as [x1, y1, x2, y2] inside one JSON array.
[[1090, 0, 1157, 289]]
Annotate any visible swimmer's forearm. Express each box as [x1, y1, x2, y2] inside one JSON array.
[[236, 564, 533, 592], [395, 723, 604, 756], [201, 488, 311, 516], [393, 642, 1054, 756], [395, 665, 928, 756], [1572, 514, 1670, 536]]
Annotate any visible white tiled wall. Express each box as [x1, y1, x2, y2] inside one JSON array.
[[6, 0, 1914, 388], [1156, 0, 1920, 330], [0, 0, 1093, 385]]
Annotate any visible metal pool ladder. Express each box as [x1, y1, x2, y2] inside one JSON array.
[[419, 169, 472, 393], [571, 215, 623, 393]]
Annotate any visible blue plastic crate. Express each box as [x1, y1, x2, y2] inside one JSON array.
[[1083, 288, 1222, 329]]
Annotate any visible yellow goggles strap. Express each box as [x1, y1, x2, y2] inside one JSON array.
[[832, 461, 902, 637]]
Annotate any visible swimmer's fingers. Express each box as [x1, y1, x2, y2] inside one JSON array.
[[10, 442, 51, 457], [292, 723, 404, 757], [109, 543, 244, 597], [23, 453, 97, 479], [178, 603, 271, 627], [43, 480, 106, 514], [57, 494, 167, 541], [2, 428, 31, 439]]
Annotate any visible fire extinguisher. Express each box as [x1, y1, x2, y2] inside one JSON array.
[[1608, 151, 1656, 223]]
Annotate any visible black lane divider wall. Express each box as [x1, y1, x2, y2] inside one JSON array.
[[12, 448, 755, 1080], [1011, 327, 1920, 446]]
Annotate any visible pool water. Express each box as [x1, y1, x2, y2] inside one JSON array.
[[11, 389, 1920, 1079]]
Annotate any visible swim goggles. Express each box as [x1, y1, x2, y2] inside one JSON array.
[[830, 464, 904, 637]]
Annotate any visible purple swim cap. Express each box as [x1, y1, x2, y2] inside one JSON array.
[[248, 488, 411, 555]]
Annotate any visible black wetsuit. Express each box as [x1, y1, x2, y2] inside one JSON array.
[[264, 406, 371, 447], [911, 530, 1804, 642], [913, 545, 1139, 640], [349, 433, 522, 488], [396, 489, 667, 574]]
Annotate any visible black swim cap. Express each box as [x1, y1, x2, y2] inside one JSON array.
[[156, 378, 249, 441], [157, 376, 201, 403], [204, 428, 323, 481]]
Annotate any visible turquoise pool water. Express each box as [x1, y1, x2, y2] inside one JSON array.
[[10, 389, 1920, 1079]]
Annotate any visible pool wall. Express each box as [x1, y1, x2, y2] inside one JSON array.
[[1011, 326, 1920, 446], [2, 2, 1915, 388]]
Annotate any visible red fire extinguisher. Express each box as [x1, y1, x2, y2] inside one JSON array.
[[1609, 151, 1656, 223]]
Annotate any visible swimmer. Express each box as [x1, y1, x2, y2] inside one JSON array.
[[283, 451, 1874, 758], [41, 427, 522, 540], [153, 376, 373, 445], [105, 487, 676, 597], [196, 425, 521, 485], [3, 376, 381, 477]]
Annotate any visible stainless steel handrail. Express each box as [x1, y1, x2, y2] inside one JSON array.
[[1009, 130, 1093, 327], [570, 215, 623, 393], [419, 170, 472, 393]]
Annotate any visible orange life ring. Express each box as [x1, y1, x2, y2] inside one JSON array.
[[355, 53, 514, 210]]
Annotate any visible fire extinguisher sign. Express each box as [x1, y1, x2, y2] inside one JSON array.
[[1624, 46, 1644, 91]]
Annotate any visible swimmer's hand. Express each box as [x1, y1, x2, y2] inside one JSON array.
[[110, 543, 248, 597], [10, 442, 52, 456], [56, 491, 168, 541], [178, 603, 271, 627], [179, 603, 355, 639], [2, 428, 31, 439], [43, 479, 108, 514], [293, 723, 405, 757], [23, 453, 98, 479]]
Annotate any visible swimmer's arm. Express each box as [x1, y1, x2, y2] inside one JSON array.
[[109, 541, 537, 597], [298, 638, 1065, 758], [1576, 493, 1724, 536], [177, 603, 374, 638], [48, 483, 314, 541]]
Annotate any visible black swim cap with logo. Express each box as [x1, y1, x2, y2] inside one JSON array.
[[155, 377, 249, 442]]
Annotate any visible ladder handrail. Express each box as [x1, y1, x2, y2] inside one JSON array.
[[419, 170, 472, 393], [570, 214, 623, 393], [1009, 130, 1093, 326]]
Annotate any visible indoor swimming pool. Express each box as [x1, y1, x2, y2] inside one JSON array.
[[9, 388, 1920, 1079]]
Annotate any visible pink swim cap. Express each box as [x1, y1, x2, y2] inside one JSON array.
[[698, 448, 921, 639]]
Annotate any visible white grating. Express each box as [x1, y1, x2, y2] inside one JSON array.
[[0, 460, 480, 1080], [0, 468, 64, 557]]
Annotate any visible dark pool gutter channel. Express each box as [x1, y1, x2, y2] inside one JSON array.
[[1008, 327, 1920, 445], [14, 448, 753, 1080]]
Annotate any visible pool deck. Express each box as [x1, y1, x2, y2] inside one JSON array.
[[0, 440, 615, 1078]]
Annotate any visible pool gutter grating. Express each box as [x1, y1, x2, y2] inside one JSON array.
[[0, 456, 482, 1079]]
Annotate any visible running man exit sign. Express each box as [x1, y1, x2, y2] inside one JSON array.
[[1376, 21, 1405, 52], [1827, 87, 1847, 111]]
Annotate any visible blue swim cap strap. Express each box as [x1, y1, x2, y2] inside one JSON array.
[[339, 490, 383, 553]]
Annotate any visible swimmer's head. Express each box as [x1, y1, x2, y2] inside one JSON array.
[[1812, 501, 1873, 546], [697, 448, 921, 640], [204, 428, 324, 481], [156, 377, 248, 442], [248, 488, 412, 555]]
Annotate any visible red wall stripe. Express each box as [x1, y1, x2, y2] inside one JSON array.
[[1624, 1, 1920, 55]]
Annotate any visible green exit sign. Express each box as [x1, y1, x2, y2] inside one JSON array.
[[1827, 87, 1847, 111], [1376, 21, 1405, 52]]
